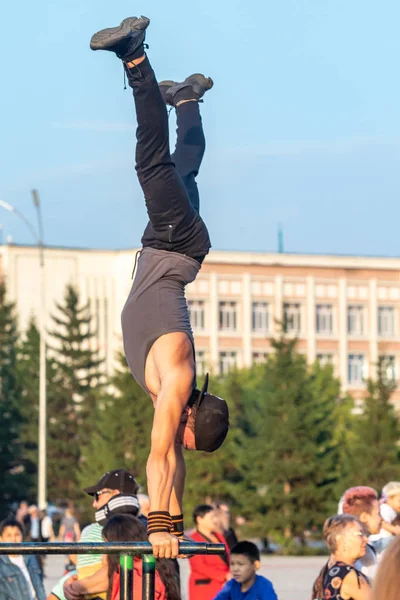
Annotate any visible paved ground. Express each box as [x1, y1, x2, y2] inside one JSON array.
[[45, 554, 327, 599]]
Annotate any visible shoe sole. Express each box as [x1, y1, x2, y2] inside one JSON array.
[[90, 16, 150, 51]]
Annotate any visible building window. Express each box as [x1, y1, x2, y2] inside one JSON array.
[[219, 302, 237, 332], [316, 304, 333, 335], [252, 352, 268, 365], [188, 300, 205, 331], [380, 355, 396, 382], [348, 354, 365, 385], [378, 306, 395, 337], [252, 302, 270, 333], [196, 350, 206, 376], [283, 303, 301, 334], [317, 353, 334, 368], [348, 305, 364, 336], [219, 351, 237, 375]]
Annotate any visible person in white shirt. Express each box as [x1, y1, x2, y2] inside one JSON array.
[[0, 518, 46, 600], [39, 509, 54, 542], [369, 481, 400, 557]]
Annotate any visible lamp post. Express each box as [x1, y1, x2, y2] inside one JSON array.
[[31, 190, 47, 510], [0, 196, 47, 509]]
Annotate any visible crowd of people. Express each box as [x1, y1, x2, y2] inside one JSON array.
[[5, 474, 400, 599], [312, 481, 400, 599], [0, 500, 80, 600], [0, 468, 277, 600]]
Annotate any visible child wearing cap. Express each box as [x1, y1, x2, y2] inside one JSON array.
[[213, 541, 277, 600], [369, 481, 400, 557]]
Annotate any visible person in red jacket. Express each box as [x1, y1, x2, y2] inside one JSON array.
[[189, 505, 230, 600]]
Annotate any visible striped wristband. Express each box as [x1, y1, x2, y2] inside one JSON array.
[[147, 511, 172, 536], [171, 514, 184, 539]]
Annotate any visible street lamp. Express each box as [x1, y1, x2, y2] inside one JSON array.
[[0, 196, 47, 509]]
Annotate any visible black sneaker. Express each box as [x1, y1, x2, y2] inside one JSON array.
[[90, 16, 150, 61], [158, 73, 213, 106]]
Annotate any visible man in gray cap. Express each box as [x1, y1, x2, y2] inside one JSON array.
[[59, 469, 139, 600], [90, 15, 230, 561]]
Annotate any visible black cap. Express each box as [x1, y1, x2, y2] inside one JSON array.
[[84, 469, 139, 496], [191, 374, 229, 452]]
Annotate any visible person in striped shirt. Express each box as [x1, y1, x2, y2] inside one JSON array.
[[51, 470, 139, 600]]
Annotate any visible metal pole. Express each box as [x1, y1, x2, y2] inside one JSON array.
[[120, 554, 134, 600], [38, 260, 46, 509], [142, 554, 156, 600], [32, 189, 47, 510], [0, 541, 226, 555]]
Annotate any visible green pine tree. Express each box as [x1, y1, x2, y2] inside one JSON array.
[[346, 356, 400, 490], [183, 368, 254, 519], [50, 284, 103, 400], [17, 319, 41, 501], [18, 314, 82, 503], [245, 334, 344, 544], [0, 282, 28, 516], [46, 284, 104, 502], [78, 353, 153, 515]]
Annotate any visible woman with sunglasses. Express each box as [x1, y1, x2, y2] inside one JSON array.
[[312, 514, 372, 600], [339, 486, 382, 581]]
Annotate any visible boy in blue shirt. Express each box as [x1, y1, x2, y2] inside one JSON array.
[[214, 541, 278, 600]]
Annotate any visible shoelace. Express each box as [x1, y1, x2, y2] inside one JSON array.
[[131, 249, 142, 279]]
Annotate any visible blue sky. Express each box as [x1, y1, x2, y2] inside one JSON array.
[[1, 0, 400, 255]]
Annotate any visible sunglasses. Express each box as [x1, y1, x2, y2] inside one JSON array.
[[94, 489, 113, 502]]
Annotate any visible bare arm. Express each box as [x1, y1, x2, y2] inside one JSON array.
[[147, 372, 189, 512], [58, 525, 65, 541], [74, 522, 81, 541], [146, 333, 195, 559], [169, 442, 186, 516], [64, 560, 108, 599], [381, 521, 400, 535], [341, 570, 372, 600]]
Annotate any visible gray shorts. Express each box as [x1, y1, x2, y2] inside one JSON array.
[[121, 247, 200, 393]]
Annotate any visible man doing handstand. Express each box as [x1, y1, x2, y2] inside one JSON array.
[[90, 16, 229, 560]]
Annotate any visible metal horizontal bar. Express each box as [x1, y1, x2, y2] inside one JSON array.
[[0, 541, 225, 556]]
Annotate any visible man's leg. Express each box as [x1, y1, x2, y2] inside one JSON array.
[[125, 62, 211, 260], [91, 17, 209, 260], [172, 101, 204, 213], [160, 75, 213, 214], [128, 64, 197, 239]]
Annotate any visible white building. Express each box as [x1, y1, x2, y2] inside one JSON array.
[[1, 243, 400, 403]]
